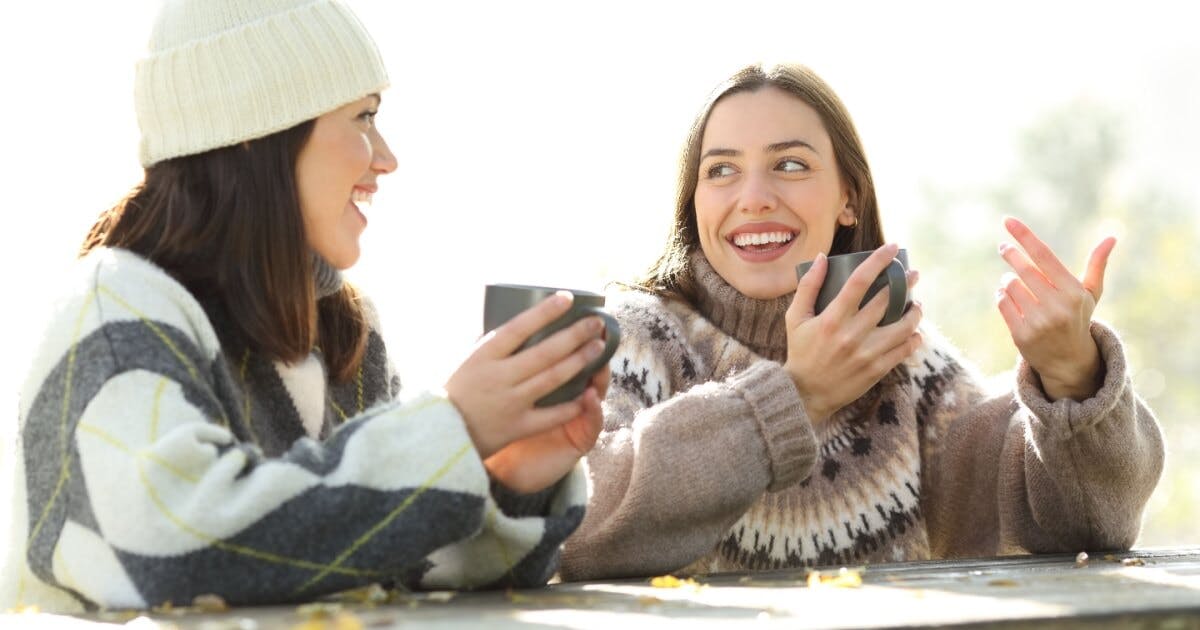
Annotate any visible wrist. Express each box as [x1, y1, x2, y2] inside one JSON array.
[[1037, 354, 1104, 402]]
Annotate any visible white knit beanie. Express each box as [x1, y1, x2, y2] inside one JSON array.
[[135, 0, 389, 167]]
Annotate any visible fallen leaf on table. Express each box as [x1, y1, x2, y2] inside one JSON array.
[[650, 575, 703, 590], [291, 611, 364, 630], [191, 593, 229, 612], [987, 579, 1019, 587], [806, 567, 863, 588]]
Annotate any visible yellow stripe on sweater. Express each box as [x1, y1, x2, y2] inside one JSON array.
[[135, 457, 381, 579], [97, 285, 229, 427], [293, 441, 475, 596], [27, 291, 95, 548]]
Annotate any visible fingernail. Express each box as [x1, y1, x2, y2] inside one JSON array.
[[590, 317, 604, 333], [552, 291, 572, 307], [585, 339, 604, 359], [998, 242, 1009, 254]]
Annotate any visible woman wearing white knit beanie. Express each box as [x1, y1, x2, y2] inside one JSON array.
[[5, 0, 607, 612]]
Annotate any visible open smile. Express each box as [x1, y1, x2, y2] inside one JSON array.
[[726, 224, 797, 262]]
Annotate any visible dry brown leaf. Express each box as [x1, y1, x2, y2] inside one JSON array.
[[987, 579, 1019, 587], [191, 593, 229, 612]]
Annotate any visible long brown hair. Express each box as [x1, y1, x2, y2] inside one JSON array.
[[637, 63, 886, 302], [80, 120, 368, 382]]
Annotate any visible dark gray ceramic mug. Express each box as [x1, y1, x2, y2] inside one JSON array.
[[795, 249, 910, 326], [484, 284, 621, 407]]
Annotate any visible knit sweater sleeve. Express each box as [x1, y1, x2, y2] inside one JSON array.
[[8, 250, 585, 612], [559, 293, 818, 581], [919, 321, 1165, 558]]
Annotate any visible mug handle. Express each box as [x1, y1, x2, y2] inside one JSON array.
[[878, 259, 909, 326], [580, 307, 621, 375]]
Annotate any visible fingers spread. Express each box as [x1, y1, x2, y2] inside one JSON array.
[[1003, 217, 1076, 289], [998, 241, 1054, 299]]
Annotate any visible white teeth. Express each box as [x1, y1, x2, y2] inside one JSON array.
[[732, 231, 794, 247], [352, 189, 373, 210]]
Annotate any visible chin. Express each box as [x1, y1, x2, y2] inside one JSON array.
[[733, 277, 794, 300]]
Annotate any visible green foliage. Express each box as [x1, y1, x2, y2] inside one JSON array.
[[911, 100, 1199, 547]]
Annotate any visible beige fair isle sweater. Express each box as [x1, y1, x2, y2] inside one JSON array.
[[561, 254, 1164, 580]]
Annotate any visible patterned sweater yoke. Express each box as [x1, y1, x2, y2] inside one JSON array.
[[4, 248, 587, 612], [560, 252, 1164, 580]]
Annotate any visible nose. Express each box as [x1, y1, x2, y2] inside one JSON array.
[[736, 171, 777, 215], [370, 127, 397, 175]]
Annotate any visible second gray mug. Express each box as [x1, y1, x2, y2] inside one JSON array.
[[483, 284, 621, 407], [795, 249, 910, 326]]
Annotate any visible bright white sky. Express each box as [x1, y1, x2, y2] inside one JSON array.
[[1, 1, 1197, 414]]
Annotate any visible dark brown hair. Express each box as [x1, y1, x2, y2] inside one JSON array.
[[636, 63, 886, 302], [80, 120, 368, 381]]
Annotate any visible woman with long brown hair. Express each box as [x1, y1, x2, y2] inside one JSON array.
[[5, 0, 607, 612], [561, 63, 1163, 579]]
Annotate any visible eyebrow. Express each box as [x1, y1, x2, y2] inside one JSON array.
[[700, 139, 819, 161]]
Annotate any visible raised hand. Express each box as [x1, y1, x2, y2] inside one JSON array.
[[783, 243, 923, 424], [996, 216, 1114, 401], [445, 292, 608, 459], [484, 367, 609, 493]]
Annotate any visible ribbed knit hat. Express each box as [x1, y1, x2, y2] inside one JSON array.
[[135, 0, 389, 166]]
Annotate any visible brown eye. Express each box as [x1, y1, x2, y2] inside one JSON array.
[[777, 158, 807, 172], [705, 164, 736, 179]]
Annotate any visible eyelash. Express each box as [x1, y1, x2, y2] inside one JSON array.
[[359, 110, 378, 126], [777, 158, 808, 172], [705, 164, 735, 179], [703, 158, 809, 179]]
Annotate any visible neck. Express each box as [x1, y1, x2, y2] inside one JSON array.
[[690, 252, 792, 361]]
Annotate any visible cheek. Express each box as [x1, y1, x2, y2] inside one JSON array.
[[693, 189, 725, 235]]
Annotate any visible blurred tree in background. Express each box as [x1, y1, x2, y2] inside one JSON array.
[[910, 101, 1199, 547]]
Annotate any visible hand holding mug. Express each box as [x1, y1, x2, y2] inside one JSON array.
[[996, 216, 1113, 401], [444, 290, 612, 460], [484, 367, 609, 493], [784, 244, 923, 423]]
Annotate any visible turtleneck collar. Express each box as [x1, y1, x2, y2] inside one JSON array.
[[312, 253, 344, 299], [690, 251, 793, 362]]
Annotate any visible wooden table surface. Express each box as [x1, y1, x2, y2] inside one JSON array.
[[7, 547, 1200, 629]]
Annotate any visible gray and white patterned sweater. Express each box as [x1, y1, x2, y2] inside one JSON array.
[[4, 247, 586, 612]]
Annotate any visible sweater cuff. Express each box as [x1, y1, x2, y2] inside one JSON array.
[[1015, 320, 1130, 437], [489, 477, 557, 518], [729, 361, 818, 491]]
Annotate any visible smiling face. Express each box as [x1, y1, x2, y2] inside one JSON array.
[[695, 86, 857, 299], [295, 95, 397, 270]]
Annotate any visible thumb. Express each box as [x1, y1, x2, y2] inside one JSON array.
[[789, 253, 827, 325]]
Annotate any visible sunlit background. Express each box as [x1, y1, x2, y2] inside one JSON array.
[[2, 1, 1197, 549]]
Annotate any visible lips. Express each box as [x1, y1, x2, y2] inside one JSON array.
[[726, 223, 798, 262]]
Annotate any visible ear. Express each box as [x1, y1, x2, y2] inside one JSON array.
[[837, 206, 857, 227]]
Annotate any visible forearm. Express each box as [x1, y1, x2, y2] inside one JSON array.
[[561, 361, 817, 580], [1005, 323, 1165, 552], [926, 323, 1165, 556], [39, 378, 492, 608], [422, 467, 588, 589]]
